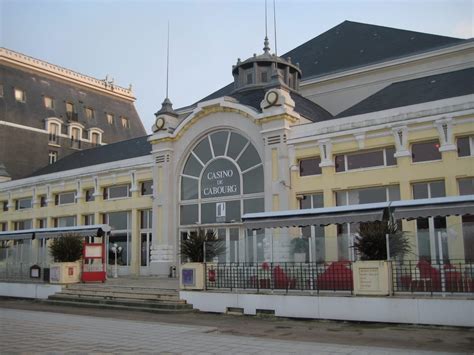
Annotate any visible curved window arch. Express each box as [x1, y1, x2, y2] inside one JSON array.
[[180, 130, 264, 226]]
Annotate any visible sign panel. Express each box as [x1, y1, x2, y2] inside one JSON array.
[[201, 158, 240, 199], [182, 268, 195, 286], [84, 245, 102, 258]]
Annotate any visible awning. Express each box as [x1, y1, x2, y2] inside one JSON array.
[[243, 202, 390, 229], [242, 195, 474, 230], [391, 195, 474, 220], [0, 224, 111, 241]]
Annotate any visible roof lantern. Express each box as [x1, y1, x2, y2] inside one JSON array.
[[231, 37, 302, 94]]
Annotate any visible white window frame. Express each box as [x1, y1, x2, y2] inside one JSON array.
[[457, 136, 474, 157], [88, 128, 103, 145], [48, 151, 58, 165], [56, 191, 76, 206], [121, 116, 130, 128], [104, 184, 131, 200], [335, 147, 396, 173], [106, 113, 114, 125], [16, 197, 32, 210]]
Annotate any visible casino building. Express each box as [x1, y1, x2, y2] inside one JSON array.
[[0, 21, 473, 277]]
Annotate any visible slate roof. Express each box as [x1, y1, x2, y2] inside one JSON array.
[[336, 68, 474, 118], [199, 21, 465, 103], [29, 135, 152, 177], [229, 89, 334, 122]]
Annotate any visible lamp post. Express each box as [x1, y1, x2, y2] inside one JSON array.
[[112, 243, 118, 278]]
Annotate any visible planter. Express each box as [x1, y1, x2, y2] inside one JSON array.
[[49, 261, 82, 284], [180, 263, 205, 290], [353, 260, 392, 296]]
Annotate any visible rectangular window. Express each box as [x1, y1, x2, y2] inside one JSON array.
[[412, 180, 445, 199], [458, 177, 474, 196], [14, 220, 32, 230], [71, 127, 81, 149], [140, 181, 153, 196], [40, 195, 47, 207], [48, 123, 60, 144], [411, 140, 441, 163], [55, 191, 76, 205], [2, 201, 8, 212], [140, 210, 153, 229], [44, 96, 54, 109], [91, 132, 100, 145], [261, 72, 268, 82], [299, 157, 322, 176], [103, 184, 130, 200], [15, 198, 32, 210], [0, 222, 6, 231], [83, 214, 95, 225], [335, 147, 396, 172], [48, 151, 58, 164], [121, 117, 130, 128], [457, 136, 473, 157], [38, 219, 47, 229], [14, 88, 26, 102], [54, 216, 76, 227], [246, 73, 252, 84], [66, 102, 78, 121], [85, 188, 95, 202], [299, 193, 324, 209], [85, 107, 94, 119], [336, 185, 400, 206], [107, 113, 114, 125]]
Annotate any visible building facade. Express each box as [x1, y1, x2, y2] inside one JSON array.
[[0, 22, 473, 276], [0, 47, 146, 180]]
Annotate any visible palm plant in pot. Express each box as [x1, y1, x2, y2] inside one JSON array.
[[352, 220, 411, 295], [180, 229, 226, 290], [49, 233, 84, 284]]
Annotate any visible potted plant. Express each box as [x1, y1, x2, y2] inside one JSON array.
[[49, 234, 84, 284], [180, 229, 225, 290], [352, 221, 411, 295], [290, 237, 308, 262]]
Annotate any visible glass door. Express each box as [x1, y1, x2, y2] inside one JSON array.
[[140, 232, 152, 275]]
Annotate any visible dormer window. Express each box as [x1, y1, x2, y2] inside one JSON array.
[[246, 73, 253, 85], [48, 122, 60, 144], [91, 132, 100, 146], [261, 72, 268, 83], [14, 88, 26, 102], [66, 102, 77, 121], [44, 96, 54, 109], [107, 113, 114, 125], [71, 127, 81, 149], [85, 107, 94, 119], [121, 116, 130, 128]]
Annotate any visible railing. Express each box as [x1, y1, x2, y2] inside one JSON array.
[[205, 261, 353, 294], [392, 259, 474, 295], [205, 260, 474, 295]]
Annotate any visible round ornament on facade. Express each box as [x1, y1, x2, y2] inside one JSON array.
[[266, 90, 279, 105], [154, 116, 166, 131]]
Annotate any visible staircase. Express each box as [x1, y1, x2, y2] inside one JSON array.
[[45, 281, 194, 314]]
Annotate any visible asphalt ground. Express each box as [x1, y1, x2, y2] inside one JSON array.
[[0, 298, 473, 353]]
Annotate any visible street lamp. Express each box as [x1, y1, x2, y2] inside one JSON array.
[[111, 243, 122, 278]]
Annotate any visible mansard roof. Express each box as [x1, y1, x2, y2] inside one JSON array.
[[29, 135, 151, 177], [336, 68, 474, 118], [198, 21, 465, 103]]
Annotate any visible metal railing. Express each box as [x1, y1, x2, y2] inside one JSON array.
[[392, 259, 474, 294], [205, 260, 474, 295], [205, 261, 353, 294]]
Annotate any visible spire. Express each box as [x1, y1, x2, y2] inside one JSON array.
[[263, 36, 271, 54], [155, 97, 178, 117]]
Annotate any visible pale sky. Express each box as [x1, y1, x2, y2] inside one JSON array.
[[1, 0, 473, 132]]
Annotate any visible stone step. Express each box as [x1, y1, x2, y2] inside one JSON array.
[[48, 294, 193, 310], [59, 289, 183, 302], [42, 299, 196, 314], [65, 284, 179, 294]]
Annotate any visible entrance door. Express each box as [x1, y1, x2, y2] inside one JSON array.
[[140, 232, 152, 275]]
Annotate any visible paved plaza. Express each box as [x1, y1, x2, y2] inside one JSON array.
[[0, 307, 467, 354]]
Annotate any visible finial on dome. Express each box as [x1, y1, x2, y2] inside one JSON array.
[[263, 36, 271, 54]]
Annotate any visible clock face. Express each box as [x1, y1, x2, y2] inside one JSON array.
[[266, 91, 279, 105], [155, 116, 165, 131]]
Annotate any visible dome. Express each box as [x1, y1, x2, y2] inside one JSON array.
[[231, 37, 302, 93]]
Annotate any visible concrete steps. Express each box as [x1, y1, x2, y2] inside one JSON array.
[[45, 282, 194, 313]]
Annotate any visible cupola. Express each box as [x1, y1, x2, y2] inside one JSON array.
[[231, 36, 302, 93]]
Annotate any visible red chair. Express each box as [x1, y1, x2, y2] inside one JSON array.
[[317, 261, 353, 291], [416, 260, 441, 291], [273, 265, 296, 289]]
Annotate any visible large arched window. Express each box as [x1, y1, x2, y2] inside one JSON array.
[[180, 130, 264, 226]]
